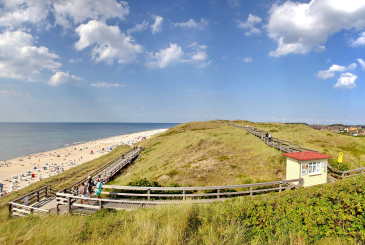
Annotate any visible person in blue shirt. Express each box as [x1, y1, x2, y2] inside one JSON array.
[[93, 178, 102, 199]]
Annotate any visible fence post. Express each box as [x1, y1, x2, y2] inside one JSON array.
[[280, 142, 282, 151], [30, 208, 34, 215], [46, 186, 48, 198], [67, 197, 71, 214], [37, 191, 39, 202], [279, 182, 282, 193], [299, 146, 301, 152], [8, 203, 12, 215], [147, 189, 150, 201], [99, 200, 102, 210], [250, 187, 253, 197], [56, 203, 59, 215], [217, 189, 220, 199], [183, 190, 185, 200]]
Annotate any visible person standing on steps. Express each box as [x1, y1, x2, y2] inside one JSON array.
[[265, 132, 269, 142], [94, 178, 102, 199], [87, 176, 94, 198], [268, 133, 272, 142], [80, 183, 90, 205]]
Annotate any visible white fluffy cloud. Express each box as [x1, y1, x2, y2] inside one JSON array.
[[127, 20, 149, 35], [244, 57, 253, 63], [267, 0, 365, 57], [237, 14, 262, 36], [357, 58, 365, 70], [333, 73, 357, 89], [351, 32, 365, 47], [48, 71, 82, 86], [151, 16, 163, 34], [174, 18, 208, 30], [316, 63, 357, 79], [0, 0, 129, 29], [0, 30, 61, 80], [53, 0, 129, 27], [75, 20, 142, 64], [146, 43, 183, 69], [90, 82, 125, 88]]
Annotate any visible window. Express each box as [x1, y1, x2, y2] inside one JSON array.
[[308, 162, 321, 175]]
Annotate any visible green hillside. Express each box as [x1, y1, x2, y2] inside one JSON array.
[[110, 121, 286, 187], [232, 120, 365, 169]]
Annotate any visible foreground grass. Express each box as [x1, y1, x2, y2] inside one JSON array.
[[1, 176, 364, 244], [232, 120, 365, 169], [0, 145, 131, 208], [110, 121, 286, 187]]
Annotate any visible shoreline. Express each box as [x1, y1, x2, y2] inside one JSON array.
[[0, 128, 168, 195]]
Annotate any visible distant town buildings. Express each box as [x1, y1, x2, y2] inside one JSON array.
[[307, 124, 364, 136]]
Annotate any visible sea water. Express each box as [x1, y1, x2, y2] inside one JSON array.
[[0, 123, 179, 161]]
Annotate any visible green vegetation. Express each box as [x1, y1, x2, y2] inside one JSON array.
[[1, 175, 365, 244], [110, 121, 286, 187], [232, 120, 365, 169]]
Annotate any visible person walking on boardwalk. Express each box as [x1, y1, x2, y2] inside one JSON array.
[[265, 132, 269, 142], [93, 178, 102, 199], [268, 133, 272, 142], [87, 176, 94, 198], [80, 183, 90, 205]]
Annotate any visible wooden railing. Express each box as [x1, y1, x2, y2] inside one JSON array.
[[60, 149, 137, 193], [9, 185, 58, 217], [327, 165, 365, 179], [55, 179, 304, 213], [229, 123, 318, 153]]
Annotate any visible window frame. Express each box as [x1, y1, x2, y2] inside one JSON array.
[[308, 161, 321, 175]]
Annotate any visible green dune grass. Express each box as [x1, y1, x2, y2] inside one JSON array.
[[232, 120, 365, 169], [110, 121, 286, 187]]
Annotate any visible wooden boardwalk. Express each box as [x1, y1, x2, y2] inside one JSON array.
[[229, 123, 318, 153], [9, 149, 140, 217]]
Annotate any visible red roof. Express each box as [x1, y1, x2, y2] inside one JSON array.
[[283, 151, 332, 160]]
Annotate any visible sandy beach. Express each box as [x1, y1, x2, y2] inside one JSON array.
[[0, 128, 167, 195]]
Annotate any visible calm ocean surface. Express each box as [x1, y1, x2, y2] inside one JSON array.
[[0, 123, 179, 161]]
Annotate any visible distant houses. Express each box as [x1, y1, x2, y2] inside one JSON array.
[[308, 124, 364, 136]]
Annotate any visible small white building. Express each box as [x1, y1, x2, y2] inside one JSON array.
[[284, 151, 332, 187]]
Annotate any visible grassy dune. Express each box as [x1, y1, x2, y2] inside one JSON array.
[[232, 120, 365, 169], [1, 121, 364, 244], [110, 121, 286, 187]]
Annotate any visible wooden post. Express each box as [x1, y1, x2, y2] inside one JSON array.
[[279, 182, 282, 193], [280, 142, 282, 151], [147, 189, 150, 201], [56, 203, 59, 215], [217, 189, 220, 199], [183, 190, 185, 200], [8, 203, 12, 215], [299, 146, 301, 152], [37, 191, 39, 202], [99, 200, 102, 210], [30, 208, 34, 215], [67, 197, 71, 214], [250, 187, 253, 197], [113, 188, 115, 199]]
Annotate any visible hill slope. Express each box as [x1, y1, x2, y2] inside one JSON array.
[[232, 120, 365, 169], [110, 121, 285, 187]]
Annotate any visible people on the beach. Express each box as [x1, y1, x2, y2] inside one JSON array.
[[94, 178, 102, 199]]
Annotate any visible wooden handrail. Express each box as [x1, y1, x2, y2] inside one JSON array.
[[104, 179, 302, 191]]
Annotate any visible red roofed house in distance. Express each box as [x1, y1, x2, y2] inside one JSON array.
[[283, 151, 332, 187]]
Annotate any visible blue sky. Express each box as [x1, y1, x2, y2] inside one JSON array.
[[1, 0, 365, 124]]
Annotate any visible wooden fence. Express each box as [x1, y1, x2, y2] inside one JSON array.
[[55, 178, 304, 213], [60, 149, 137, 193], [229, 123, 318, 153], [327, 165, 365, 179], [9, 186, 58, 217]]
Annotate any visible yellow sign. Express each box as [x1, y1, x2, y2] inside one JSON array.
[[338, 152, 343, 163]]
